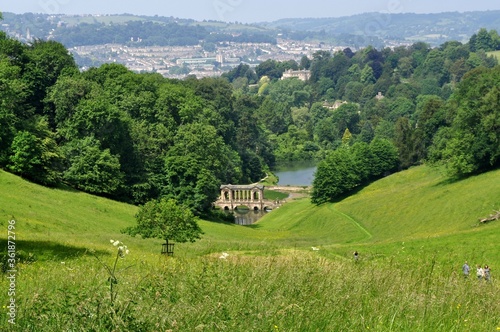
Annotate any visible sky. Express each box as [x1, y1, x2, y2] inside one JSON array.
[[2, 0, 500, 23]]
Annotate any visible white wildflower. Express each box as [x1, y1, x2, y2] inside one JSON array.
[[219, 252, 229, 259], [311, 247, 320, 251], [113, 240, 120, 246], [110, 239, 114, 244]]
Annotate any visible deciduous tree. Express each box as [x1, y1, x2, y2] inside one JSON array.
[[124, 198, 203, 244]]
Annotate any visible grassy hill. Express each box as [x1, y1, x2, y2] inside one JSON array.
[[5, 165, 497, 258], [0, 166, 499, 331], [488, 50, 500, 61]]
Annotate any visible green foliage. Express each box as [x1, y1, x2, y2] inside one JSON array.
[[2, 27, 500, 212], [369, 138, 400, 176], [429, 66, 500, 177], [469, 28, 500, 52], [255, 59, 284, 80], [124, 197, 203, 243], [311, 147, 360, 204], [361, 64, 376, 84], [22, 40, 78, 112], [312, 138, 399, 204], [1, 165, 500, 331], [221, 63, 257, 84], [8, 117, 61, 186], [62, 137, 124, 195]]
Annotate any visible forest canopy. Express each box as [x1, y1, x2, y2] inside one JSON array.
[[0, 28, 498, 210]]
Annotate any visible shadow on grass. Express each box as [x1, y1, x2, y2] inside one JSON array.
[[433, 176, 464, 187], [318, 182, 372, 206], [244, 223, 263, 229], [432, 167, 499, 187], [0, 240, 109, 262]]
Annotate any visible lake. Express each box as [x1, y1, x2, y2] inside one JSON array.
[[230, 161, 316, 225], [273, 160, 317, 186]]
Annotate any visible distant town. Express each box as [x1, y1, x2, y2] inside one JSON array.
[[3, 10, 500, 79], [68, 39, 352, 79]]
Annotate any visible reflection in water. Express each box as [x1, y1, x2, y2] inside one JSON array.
[[228, 161, 315, 224], [274, 160, 317, 186], [233, 209, 268, 225]]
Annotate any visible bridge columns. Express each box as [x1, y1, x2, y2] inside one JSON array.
[[217, 184, 264, 211]]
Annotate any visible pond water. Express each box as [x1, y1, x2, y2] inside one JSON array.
[[273, 160, 317, 186], [233, 209, 268, 225], [229, 161, 317, 225]]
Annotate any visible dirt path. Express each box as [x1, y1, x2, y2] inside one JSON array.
[[267, 185, 311, 199]]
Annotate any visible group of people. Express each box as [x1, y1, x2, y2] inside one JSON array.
[[462, 261, 492, 281]]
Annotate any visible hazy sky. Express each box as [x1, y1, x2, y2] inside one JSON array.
[[2, 0, 500, 23]]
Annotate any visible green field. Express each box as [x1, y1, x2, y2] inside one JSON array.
[[487, 50, 500, 60], [0, 166, 499, 331]]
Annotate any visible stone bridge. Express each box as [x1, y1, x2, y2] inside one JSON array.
[[214, 184, 280, 211]]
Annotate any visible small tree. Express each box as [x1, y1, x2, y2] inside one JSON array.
[[123, 198, 203, 246]]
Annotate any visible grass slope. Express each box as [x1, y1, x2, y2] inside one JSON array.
[[1, 165, 499, 259], [1, 166, 499, 331]]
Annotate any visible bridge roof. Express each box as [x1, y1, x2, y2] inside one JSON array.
[[220, 184, 264, 190]]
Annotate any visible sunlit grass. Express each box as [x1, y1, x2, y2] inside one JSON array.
[[487, 50, 500, 60], [0, 166, 499, 331]]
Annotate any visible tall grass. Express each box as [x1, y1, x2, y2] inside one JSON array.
[[3, 251, 499, 331], [0, 166, 499, 331]]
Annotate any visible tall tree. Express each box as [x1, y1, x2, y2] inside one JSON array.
[[8, 117, 61, 186], [62, 136, 124, 195], [429, 66, 500, 177], [311, 147, 360, 204], [124, 198, 203, 244], [23, 40, 77, 115]]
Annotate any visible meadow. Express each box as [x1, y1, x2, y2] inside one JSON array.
[[0, 166, 499, 331], [487, 50, 500, 61]]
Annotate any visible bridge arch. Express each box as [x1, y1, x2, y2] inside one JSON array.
[[215, 184, 265, 211]]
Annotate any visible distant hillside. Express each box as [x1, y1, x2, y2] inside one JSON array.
[[2, 10, 500, 48], [264, 10, 500, 46], [0, 12, 277, 47]]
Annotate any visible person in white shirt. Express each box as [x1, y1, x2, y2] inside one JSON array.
[[476, 265, 484, 280]]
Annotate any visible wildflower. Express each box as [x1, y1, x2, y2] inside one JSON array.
[[219, 252, 229, 259], [117, 245, 129, 258], [113, 240, 120, 246], [311, 247, 320, 251], [110, 239, 114, 244]]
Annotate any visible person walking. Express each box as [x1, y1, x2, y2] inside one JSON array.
[[483, 265, 491, 282], [476, 265, 484, 280], [353, 251, 359, 262], [462, 261, 470, 278]]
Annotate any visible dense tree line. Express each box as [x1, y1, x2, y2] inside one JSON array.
[[0, 31, 273, 218], [55, 22, 208, 47], [266, 12, 500, 47], [311, 138, 399, 204], [1, 25, 499, 209]]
